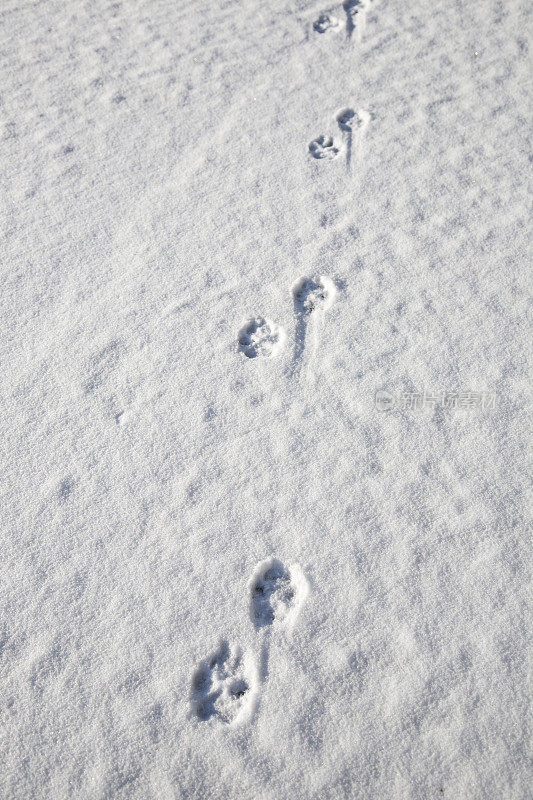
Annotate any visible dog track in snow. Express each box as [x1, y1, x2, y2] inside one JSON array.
[[336, 106, 371, 134], [293, 275, 336, 315], [249, 558, 309, 631], [292, 275, 337, 377], [312, 2, 374, 40], [190, 560, 308, 726], [238, 317, 285, 359], [308, 135, 340, 160], [335, 106, 370, 169], [336, 107, 357, 131], [342, 0, 373, 40], [190, 640, 257, 725], [313, 12, 341, 34]]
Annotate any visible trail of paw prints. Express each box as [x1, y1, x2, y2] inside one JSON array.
[[238, 317, 286, 359], [292, 275, 337, 381], [190, 561, 308, 726], [308, 108, 370, 170], [190, 640, 258, 726]]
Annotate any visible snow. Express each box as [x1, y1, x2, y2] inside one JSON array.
[[0, 0, 530, 798]]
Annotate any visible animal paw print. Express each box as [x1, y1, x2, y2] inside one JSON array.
[[336, 107, 357, 131], [292, 275, 337, 314], [238, 317, 285, 359], [336, 106, 370, 131], [190, 641, 256, 725], [308, 135, 340, 160], [249, 559, 309, 631], [313, 12, 340, 33], [343, 0, 372, 39], [190, 560, 310, 729], [334, 106, 371, 170]]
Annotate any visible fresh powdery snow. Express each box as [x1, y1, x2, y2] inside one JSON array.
[[0, 0, 530, 798]]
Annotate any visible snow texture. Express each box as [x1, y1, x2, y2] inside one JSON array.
[[0, 0, 530, 798]]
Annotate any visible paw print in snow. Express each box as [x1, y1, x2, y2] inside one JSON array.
[[313, 13, 340, 33], [336, 108, 357, 131], [336, 106, 371, 131], [238, 317, 285, 359], [343, 0, 373, 39], [293, 276, 337, 315], [249, 558, 309, 631], [191, 641, 256, 725], [308, 135, 340, 160]]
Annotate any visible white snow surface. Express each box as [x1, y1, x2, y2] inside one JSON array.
[[0, 0, 530, 798]]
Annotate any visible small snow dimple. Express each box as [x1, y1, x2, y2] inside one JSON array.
[[3, 121, 17, 140], [144, 702, 164, 744], [84, 340, 122, 394], [190, 641, 256, 725], [30, 639, 67, 695], [308, 135, 340, 160], [249, 558, 309, 631], [58, 476, 75, 501], [115, 410, 128, 425], [238, 317, 285, 359]]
